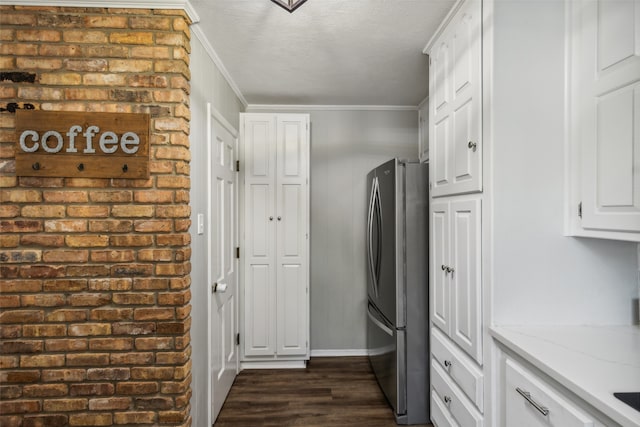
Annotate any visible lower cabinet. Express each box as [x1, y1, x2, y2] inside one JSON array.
[[431, 328, 484, 427], [502, 355, 607, 427]]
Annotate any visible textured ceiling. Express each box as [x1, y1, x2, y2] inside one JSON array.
[[189, 0, 455, 106]]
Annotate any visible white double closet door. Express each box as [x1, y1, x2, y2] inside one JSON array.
[[241, 113, 310, 360]]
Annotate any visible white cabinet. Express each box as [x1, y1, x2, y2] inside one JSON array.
[[240, 113, 310, 363], [431, 198, 482, 364], [567, 0, 640, 241], [503, 357, 598, 427], [419, 98, 429, 162], [432, 359, 483, 427], [427, 0, 482, 198]]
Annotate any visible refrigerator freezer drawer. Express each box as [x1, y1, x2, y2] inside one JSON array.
[[367, 304, 407, 419]]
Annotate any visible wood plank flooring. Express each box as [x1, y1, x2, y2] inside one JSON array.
[[214, 357, 433, 427]]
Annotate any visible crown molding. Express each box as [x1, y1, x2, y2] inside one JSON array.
[[423, 0, 464, 54], [0, 0, 200, 23], [247, 104, 418, 112], [191, 25, 248, 109]]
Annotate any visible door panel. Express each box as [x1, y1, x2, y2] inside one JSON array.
[[451, 199, 482, 364], [277, 264, 306, 355], [210, 110, 238, 422], [431, 201, 450, 335]]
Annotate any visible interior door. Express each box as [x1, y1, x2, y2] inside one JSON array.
[[210, 108, 238, 422]]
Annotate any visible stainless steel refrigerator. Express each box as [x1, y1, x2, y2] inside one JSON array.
[[366, 158, 429, 425]]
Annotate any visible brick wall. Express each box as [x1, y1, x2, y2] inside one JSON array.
[[0, 6, 192, 426]]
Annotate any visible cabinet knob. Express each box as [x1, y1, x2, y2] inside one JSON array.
[[277, 216, 282, 221], [468, 141, 477, 150], [269, 216, 274, 221], [444, 360, 452, 368], [441, 265, 447, 271], [446, 266, 454, 274], [443, 395, 452, 404]]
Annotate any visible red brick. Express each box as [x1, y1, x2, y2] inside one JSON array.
[[0, 280, 41, 293], [69, 413, 113, 426], [41, 369, 85, 382], [43, 279, 87, 292], [22, 324, 66, 338], [69, 293, 111, 307], [91, 250, 135, 263], [0, 400, 40, 414], [45, 338, 88, 352], [111, 264, 153, 277], [43, 190, 88, 203], [110, 235, 154, 247], [131, 367, 174, 380], [66, 205, 109, 217], [68, 323, 111, 336], [69, 383, 114, 397], [20, 234, 65, 247], [133, 220, 172, 232], [114, 411, 156, 425], [88, 397, 131, 411], [115, 382, 158, 395], [21, 294, 66, 307], [42, 250, 89, 263], [135, 337, 173, 351], [21, 354, 65, 368], [1, 220, 42, 233], [89, 190, 132, 203], [112, 293, 154, 305], [44, 219, 88, 232], [87, 367, 130, 381], [133, 278, 169, 290], [88, 278, 131, 291], [0, 310, 43, 324], [89, 308, 133, 321], [0, 370, 40, 383], [110, 352, 154, 365], [89, 220, 133, 233], [0, 340, 43, 354], [89, 337, 132, 351], [0, 295, 20, 308], [0, 385, 22, 399], [43, 398, 87, 412], [134, 308, 174, 321], [19, 265, 65, 279], [67, 353, 110, 366], [44, 309, 87, 323], [112, 322, 155, 336], [22, 383, 68, 397], [0, 355, 18, 368], [65, 265, 110, 277]]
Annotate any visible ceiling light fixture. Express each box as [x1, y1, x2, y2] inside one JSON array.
[[270, 0, 308, 13]]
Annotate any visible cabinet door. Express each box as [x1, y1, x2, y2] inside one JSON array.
[[242, 114, 277, 357], [275, 115, 309, 356], [576, 0, 640, 233], [429, 0, 482, 198], [450, 199, 482, 364], [431, 201, 451, 336]]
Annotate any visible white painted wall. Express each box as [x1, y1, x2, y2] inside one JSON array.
[[248, 107, 419, 351], [489, 0, 638, 326], [189, 30, 245, 427]]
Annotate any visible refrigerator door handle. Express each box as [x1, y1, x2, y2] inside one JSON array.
[[367, 304, 393, 337], [367, 177, 378, 298], [373, 178, 383, 295]]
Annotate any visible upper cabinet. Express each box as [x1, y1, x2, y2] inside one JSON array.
[[426, 0, 482, 198], [567, 0, 640, 241]]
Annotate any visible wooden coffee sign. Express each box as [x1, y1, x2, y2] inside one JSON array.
[[16, 110, 150, 179]]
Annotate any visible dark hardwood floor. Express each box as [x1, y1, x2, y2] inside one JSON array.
[[214, 357, 433, 427]]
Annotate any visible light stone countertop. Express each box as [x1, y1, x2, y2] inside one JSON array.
[[490, 325, 640, 427]]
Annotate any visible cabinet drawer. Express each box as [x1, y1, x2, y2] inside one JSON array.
[[432, 327, 484, 412], [431, 389, 459, 427], [505, 358, 595, 427], [432, 360, 483, 427]]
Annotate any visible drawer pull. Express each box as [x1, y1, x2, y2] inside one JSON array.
[[443, 395, 452, 404], [443, 360, 452, 369], [516, 387, 549, 416]]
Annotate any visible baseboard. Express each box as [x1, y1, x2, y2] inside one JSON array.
[[310, 349, 369, 357], [240, 360, 307, 370]]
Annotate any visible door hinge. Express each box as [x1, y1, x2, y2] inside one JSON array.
[[236, 247, 240, 258], [236, 333, 240, 346], [578, 202, 582, 218], [236, 160, 239, 172]]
